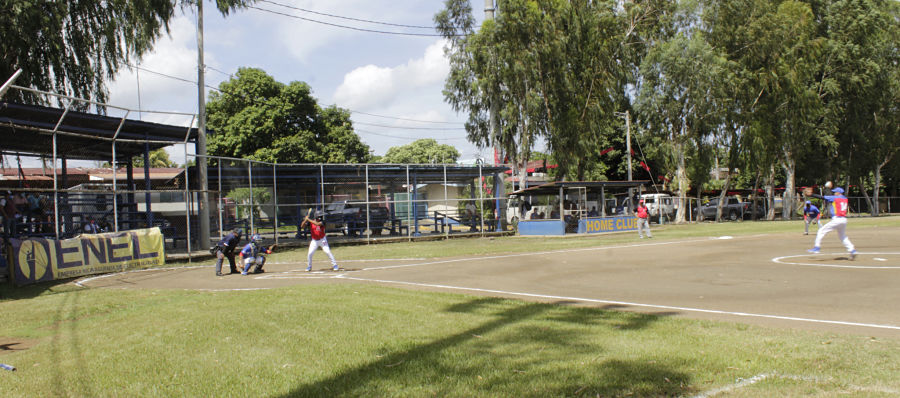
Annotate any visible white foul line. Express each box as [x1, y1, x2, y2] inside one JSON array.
[[336, 274, 900, 331], [360, 237, 718, 271], [690, 373, 825, 398]]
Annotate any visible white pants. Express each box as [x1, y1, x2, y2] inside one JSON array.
[[307, 238, 337, 268], [814, 217, 855, 252], [804, 216, 819, 234], [637, 217, 651, 238]]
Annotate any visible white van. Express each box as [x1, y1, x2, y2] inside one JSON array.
[[639, 193, 675, 218]]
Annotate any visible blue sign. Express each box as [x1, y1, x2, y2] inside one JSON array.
[[517, 220, 566, 236]]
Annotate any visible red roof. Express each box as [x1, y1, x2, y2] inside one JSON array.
[[503, 160, 558, 175]]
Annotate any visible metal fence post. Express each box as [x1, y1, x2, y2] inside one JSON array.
[[320, 164, 325, 213], [184, 153, 192, 260], [406, 165, 411, 240], [248, 160, 254, 234], [365, 164, 370, 243], [478, 163, 484, 236], [443, 164, 448, 238], [273, 162, 278, 245], [217, 161, 223, 239]]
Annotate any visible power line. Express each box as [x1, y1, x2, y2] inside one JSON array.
[[259, 0, 435, 29], [206, 66, 234, 78], [350, 110, 464, 125], [247, 5, 459, 37], [353, 121, 467, 131], [355, 129, 469, 142], [120, 64, 471, 128]]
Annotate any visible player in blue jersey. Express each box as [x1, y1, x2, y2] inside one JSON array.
[[802, 200, 820, 235]]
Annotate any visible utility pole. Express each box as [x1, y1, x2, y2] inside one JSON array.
[[485, 0, 505, 230], [485, 0, 499, 166], [196, 0, 211, 249]]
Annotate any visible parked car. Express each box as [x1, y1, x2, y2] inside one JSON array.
[[639, 193, 675, 218], [696, 197, 763, 221], [316, 200, 391, 236]]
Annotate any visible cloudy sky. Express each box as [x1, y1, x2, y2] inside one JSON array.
[[104, 0, 502, 165]]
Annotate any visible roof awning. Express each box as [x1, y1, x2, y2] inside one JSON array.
[[0, 101, 198, 161], [509, 180, 649, 196]]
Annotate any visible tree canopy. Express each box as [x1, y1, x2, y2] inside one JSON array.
[[1, 0, 253, 108], [438, 0, 899, 219], [205, 68, 371, 164], [381, 139, 461, 164]]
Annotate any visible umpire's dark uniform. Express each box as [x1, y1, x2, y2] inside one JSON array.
[[214, 229, 242, 276]]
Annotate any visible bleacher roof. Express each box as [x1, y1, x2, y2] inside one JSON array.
[[0, 101, 198, 161]]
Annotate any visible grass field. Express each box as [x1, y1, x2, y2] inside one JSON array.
[[1, 217, 899, 397]]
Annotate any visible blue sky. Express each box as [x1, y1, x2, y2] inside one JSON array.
[[104, 0, 501, 164]]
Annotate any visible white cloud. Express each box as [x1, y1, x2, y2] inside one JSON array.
[[332, 39, 448, 109], [107, 15, 206, 115]]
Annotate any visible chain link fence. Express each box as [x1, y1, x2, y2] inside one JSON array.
[[188, 155, 511, 254], [4, 148, 897, 256]]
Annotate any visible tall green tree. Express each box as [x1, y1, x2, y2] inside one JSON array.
[[437, 0, 550, 190], [820, 0, 899, 215], [381, 139, 461, 164], [636, 32, 723, 223], [1, 0, 253, 107], [133, 148, 178, 168], [205, 68, 371, 164]]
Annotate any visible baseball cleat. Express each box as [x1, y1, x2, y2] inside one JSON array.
[[305, 267, 312, 272], [332, 265, 340, 271], [806, 247, 820, 254], [849, 250, 857, 260]]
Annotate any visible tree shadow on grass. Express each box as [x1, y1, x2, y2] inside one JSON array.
[[277, 297, 692, 397], [0, 279, 78, 301]]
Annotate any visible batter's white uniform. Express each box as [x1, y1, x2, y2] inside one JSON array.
[[307, 221, 338, 270]]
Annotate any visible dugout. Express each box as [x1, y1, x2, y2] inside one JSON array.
[[510, 180, 649, 235], [0, 98, 198, 245]]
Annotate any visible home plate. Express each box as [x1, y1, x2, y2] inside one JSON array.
[[874, 258, 887, 262], [716, 236, 734, 240]]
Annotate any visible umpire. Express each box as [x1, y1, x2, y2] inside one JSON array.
[[213, 228, 243, 276]]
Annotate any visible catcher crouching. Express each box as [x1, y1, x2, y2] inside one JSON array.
[[239, 234, 276, 275]]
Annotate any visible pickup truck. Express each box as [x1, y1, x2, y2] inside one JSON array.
[[696, 197, 764, 221], [316, 200, 391, 236]]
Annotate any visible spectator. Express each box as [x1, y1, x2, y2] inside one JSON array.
[[588, 206, 599, 217], [83, 216, 100, 234], [520, 200, 532, 218], [1, 191, 19, 237]]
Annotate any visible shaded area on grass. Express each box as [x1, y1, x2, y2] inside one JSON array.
[[277, 296, 690, 397], [0, 279, 78, 301]]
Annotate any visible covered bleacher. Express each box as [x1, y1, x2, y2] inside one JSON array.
[[0, 99, 198, 246]]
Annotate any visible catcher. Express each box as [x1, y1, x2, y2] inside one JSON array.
[[239, 234, 276, 275]]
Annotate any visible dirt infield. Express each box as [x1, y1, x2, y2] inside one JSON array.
[[79, 225, 900, 337]]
